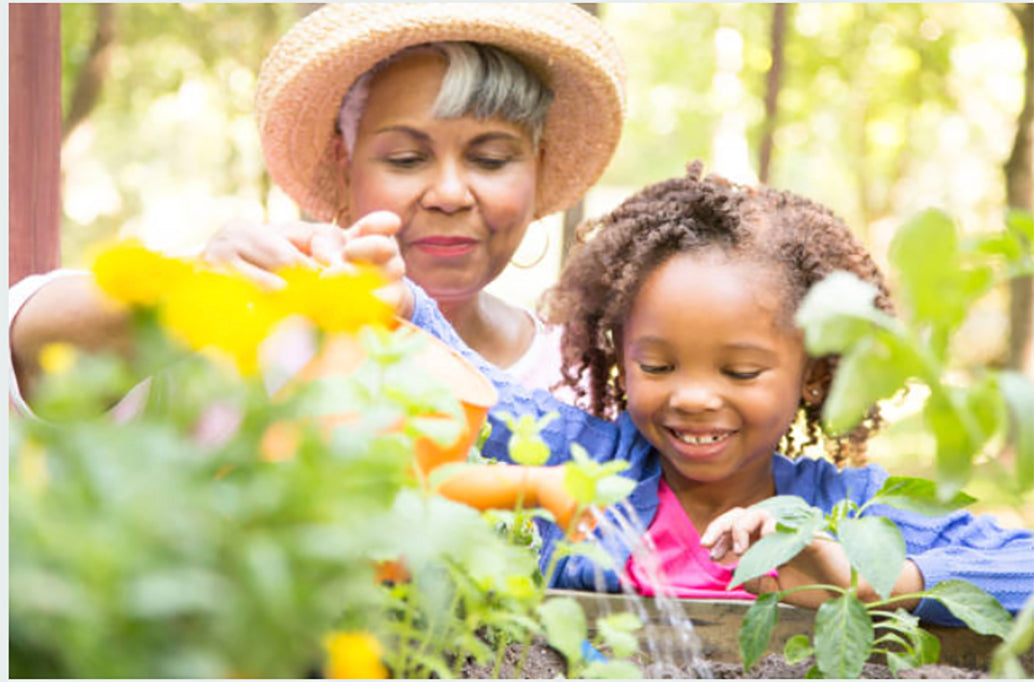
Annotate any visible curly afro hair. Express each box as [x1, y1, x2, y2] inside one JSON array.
[[541, 161, 894, 466]]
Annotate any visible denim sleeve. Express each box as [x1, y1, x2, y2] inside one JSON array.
[[409, 280, 632, 467], [408, 281, 663, 589], [778, 457, 1033, 624]]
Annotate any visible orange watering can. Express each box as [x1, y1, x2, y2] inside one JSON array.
[[285, 320, 584, 531]]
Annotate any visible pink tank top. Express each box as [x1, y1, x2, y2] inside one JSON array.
[[625, 477, 768, 599]]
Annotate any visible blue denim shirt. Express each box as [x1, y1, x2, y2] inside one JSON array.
[[409, 282, 1034, 625]]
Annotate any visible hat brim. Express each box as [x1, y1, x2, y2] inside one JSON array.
[[256, 3, 625, 223]]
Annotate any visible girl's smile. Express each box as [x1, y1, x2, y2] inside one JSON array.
[[620, 250, 817, 500]]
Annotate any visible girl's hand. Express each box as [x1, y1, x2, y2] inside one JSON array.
[[700, 507, 923, 610]]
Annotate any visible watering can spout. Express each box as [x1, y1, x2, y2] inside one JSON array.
[[433, 464, 593, 539]]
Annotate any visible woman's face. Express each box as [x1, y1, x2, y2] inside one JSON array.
[[346, 51, 539, 305]]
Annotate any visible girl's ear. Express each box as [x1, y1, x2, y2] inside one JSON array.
[[801, 357, 832, 406], [610, 327, 626, 391]]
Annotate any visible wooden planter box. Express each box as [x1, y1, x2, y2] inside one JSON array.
[[554, 589, 1015, 671]]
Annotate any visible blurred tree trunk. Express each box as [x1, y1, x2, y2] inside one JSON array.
[[10, 4, 62, 284], [1006, 3, 1033, 374], [62, 3, 116, 143], [758, 3, 789, 185], [561, 3, 599, 264]]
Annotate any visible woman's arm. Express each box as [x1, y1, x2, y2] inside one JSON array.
[[10, 271, 135, 409]]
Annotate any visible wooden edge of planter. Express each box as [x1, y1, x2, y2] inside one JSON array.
[[550, 589, 1028, 671]]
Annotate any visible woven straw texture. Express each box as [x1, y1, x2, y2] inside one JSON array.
[[256, 3, 626, 224]]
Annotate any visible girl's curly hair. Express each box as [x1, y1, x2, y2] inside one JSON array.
[[541, 161, 894, 466]]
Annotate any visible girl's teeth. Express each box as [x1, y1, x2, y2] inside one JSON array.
[[676, 432, 728, 445]]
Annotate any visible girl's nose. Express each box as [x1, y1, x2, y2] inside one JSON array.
[[422, 160, 474, 213], [668, 381, 723, 413]]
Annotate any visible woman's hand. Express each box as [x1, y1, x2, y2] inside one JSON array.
[[700, 506, 923, 610], [200, 211, 412, 317], [201, 219, 346, 289], [336, 211, 411, 318]]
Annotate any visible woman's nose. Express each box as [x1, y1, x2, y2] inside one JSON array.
[[422, 160, 474, 213], [668, 381, 723, 413]]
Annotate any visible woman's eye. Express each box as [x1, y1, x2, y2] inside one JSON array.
[[639, 363, 673, 375], [470, 155, 510, 170], [724, 369, 762, 380]]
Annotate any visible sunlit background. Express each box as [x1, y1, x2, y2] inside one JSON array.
[[56, 3, 1031, 523]]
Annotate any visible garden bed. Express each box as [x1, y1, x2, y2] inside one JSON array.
[[462, 591, 1032, 678]]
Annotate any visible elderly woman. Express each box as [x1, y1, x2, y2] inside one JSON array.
[[9, 3, 625, 412]]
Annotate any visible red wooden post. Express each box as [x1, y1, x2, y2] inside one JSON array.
[[9, 4, 62, 285]]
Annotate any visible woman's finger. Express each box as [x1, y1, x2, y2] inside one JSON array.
[[346, 210, 402, 239]]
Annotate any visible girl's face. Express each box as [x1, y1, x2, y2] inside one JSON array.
[[620, 251, 814, 490], [346, 51, 539, 305]]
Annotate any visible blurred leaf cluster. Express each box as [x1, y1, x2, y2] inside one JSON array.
[[9, 244, 646, 678], [797, 209, 1034, 498]]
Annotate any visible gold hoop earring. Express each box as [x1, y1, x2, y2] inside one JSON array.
[[510, 230, 550, 269]]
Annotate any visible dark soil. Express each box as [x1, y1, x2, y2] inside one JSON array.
[[462, 643, 991, 679]]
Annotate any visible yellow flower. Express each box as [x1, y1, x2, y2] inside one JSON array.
[[91, 239, 192, 307], [159, 269, 282, 375], [274, 265, 396, 334], [323, 631, 388, 679], [38, 342, 77, 375]]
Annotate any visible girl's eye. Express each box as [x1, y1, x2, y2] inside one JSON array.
[[639, 363, 673, 375], [385, 154, 425, 169], [724, 368, 762, 380]]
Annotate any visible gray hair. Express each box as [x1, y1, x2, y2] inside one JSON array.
[[337, 41, 554, 154]]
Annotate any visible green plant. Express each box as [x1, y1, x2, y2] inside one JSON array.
[[765, 208, 1034, 678], [795, 209, 1034, 499], [10, 245, 649, 679], [731, 481, 1013, 678]]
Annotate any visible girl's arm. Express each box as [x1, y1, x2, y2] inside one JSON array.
[[874, 505, 1034, 624]]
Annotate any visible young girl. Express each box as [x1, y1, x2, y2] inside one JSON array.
[[402, 162, 1033, 625]]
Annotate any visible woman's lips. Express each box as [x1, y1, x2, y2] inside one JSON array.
[[409, 236, 479, 257]]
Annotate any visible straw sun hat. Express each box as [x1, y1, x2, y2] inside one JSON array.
[[255, 3, 626, 224]]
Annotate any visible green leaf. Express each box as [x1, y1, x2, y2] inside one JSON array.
[[871, 476, 975, 515], [924, 580, 1013, 639], [924, 392, 976, 499], [813, 594, 873, 679], [563, 463, 598, 505], [1006, 208, 1034, 247], [804, 664, 823, 678], [795, 271, 897, 356], [889, 209, 977, 335], [594, 474, 636, 507], [885, 650, 913, 676], [509, 436, 551, 466], [783, 634, 813, 665], [999, 371, 1034, 493], [596, 612, 642, 659], [537, 597, 588, 667], [838, 516, 904, 600], [739, 592, 781, 672], [822, 335, 915, 435], [407, 415, 463, 448], [581, 660, 641, 679], [731, 504, 826, 589]]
